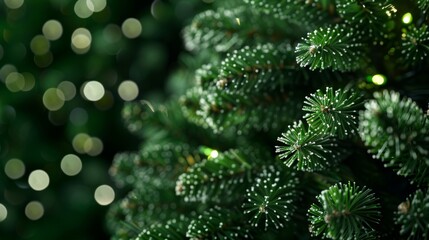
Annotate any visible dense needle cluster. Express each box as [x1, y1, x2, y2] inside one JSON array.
[[242, 165, 298, 230], [396, 189, 429, 239], [359, 90, 429, 184], [308, 182, 381, 239], [107, 0, 429, 239]]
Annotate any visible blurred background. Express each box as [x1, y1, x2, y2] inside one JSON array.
[[0, 0, 211, 239]]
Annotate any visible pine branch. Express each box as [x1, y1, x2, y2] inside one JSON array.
[[175, 148, 269, 203], [186, 206, 251, 239], [417, 0, 429, 15], [401, 24, 429, 67], [308, 182, 381, 239], [295, 24, 367, 71], [242, 165, 299, 231], [335, 0, 395, 41], [136, 216, 190, 240], [183, 6, 306, 53], [244, 0, 331, 29], [303, 87, 364, 138], [359, 90, 429, 184], [109, 152, 140, 188], [275, 120, 345, 171], [396, 189, 429, 239], [216, 43, 310, 94]]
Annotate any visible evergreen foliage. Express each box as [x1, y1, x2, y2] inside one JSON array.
[[308, 182, 381, 239], [107, 0, 429, 239], [396, 189, 429, 239]]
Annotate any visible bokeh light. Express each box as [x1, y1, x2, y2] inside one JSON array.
[[22, 72, 35, 91], [30, 35, 50, 56], [94, 185, 115, 206], [69, 108, 88, 126], [402, 13, 413, 24], [4, 0, 24, 9], [103, 24, 122, 43], [72, 133, 91, 154], [118, 80, 139, 101], [82, 81, 105, 101], [61, 154, 82, 176], [28, 170, 50, 191], [25, 201, 44, 220], [74, 0, 93, 19], [58, 81, 77, 101], [4, 158, 26, 180], [89, 0, 106, 12], [121, 18, 142, 39], [372, 74, 387, 85], [5, 72, 25, 92], [0, 64, 17, 82], [42, 20, 63, 41], [0, 203, 7, 222], [210, 150, 219, 158], [85, 137, 104, 156], [42, 88, 65, 111], [71, 28, 92, 54]]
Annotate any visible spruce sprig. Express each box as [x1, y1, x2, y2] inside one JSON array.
[[295, 25, 366, 71], [186, 206, 251, 239], [303, 87, 363, 138], [136, 216, 190, 240], [401, 25, 429, 66], [175, 148, 261, 203], [335, 0, 395, 40], [216, 43, 306, 94], [276, 120, 343, 171], [359, 90, 429, 184], [417, 0, 429, 14], [242, 165, 299, 231], [308, 182, 381, 239], [244, 0, 331, 30], [396, 189, 429, 239]]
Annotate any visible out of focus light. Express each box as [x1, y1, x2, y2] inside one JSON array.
[[372, 74, 387, 85], [94, 185, 115, 206], [103, 24, 122, 43], [71, 28, 92, 54], [22, 72, 35, 91], [58, 81, 76, 101], [4, 158, 26, 180], [25, 201, 44, 220], [85, 137, 103, 156], [69, 108, 88, 126], [30, 35, 50, 55], [61, 154, 82, 176], [88, 0, 106, 12], [43, 88, 65, 111], [0, 64, 17, 82], [28, 170, 50, 191], [210, 150, 219, 158], [121, 18, 142, 39], [72, 133, 90, 154], [42, 20, 63, 41], [74, 0, 93, 18], [82, 81, 105, 101], [118, 80, 139, 101], [402, 13, 413, 24], [5, 72, 25, 92], [4, 0, 24, 9], [0, 203, 7, 222]]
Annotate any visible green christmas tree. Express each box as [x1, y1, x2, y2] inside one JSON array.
[[107, 0, 429, 239]]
